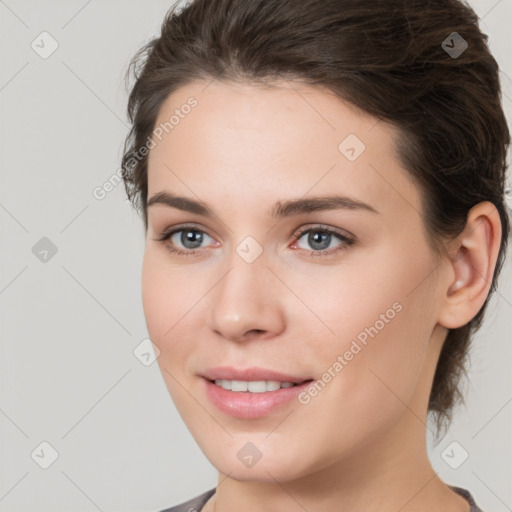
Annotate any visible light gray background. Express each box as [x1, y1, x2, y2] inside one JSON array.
[[1, 1, 511, 511]]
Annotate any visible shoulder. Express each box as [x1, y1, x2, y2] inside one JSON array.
[[158, 486, 483, 512], [449, 485, 485, 512], [157, 488, 216, 512]]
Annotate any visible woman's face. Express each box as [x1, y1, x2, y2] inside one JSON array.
[[142, 79, 448, 482]]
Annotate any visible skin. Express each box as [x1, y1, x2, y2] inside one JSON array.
[[142, 79, 501, 512]]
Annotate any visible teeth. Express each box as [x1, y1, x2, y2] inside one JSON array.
[[214, 379, 298, 392]]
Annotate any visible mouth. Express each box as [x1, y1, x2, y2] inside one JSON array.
[[199, 368, 315, 419], [207, 378, 313, 393], [200, 366, 313, 385]]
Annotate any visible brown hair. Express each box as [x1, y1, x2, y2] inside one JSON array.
[[120, 0, 510, 441]]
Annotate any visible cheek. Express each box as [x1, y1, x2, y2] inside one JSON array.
[[141, 249, 192, 326], [142, 251, 195, 404], [141, 251, 166, 338], [295, 247, 435, 400], [141, 249, 188, 344], [141, 248, 207, 377]]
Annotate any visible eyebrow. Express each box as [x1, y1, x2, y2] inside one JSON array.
[[147, 191, 379, 218]]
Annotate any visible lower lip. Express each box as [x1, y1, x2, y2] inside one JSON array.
[[202, 378, 313, 419]]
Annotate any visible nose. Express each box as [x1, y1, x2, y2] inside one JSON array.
[[207, 256, 286, 343]]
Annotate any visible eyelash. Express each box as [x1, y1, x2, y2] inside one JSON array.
[[152, 224, 355, 258]]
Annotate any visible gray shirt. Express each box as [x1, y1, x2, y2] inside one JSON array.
[[158, 485, 483, 511]]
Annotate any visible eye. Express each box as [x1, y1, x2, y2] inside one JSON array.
[[152, 224, 215, 257], [291, 225, 354, 257], [152, 223, 354, 258]]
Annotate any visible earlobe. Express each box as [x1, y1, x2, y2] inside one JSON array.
[[438, 201, 502, 329]]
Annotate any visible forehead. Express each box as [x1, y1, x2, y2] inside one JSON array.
[[147, 79, 422, 220]]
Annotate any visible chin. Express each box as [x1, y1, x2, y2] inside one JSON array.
[[198, 436, 314, 483]]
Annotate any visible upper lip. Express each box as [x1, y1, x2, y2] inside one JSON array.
[[201, 366, 312, 384]]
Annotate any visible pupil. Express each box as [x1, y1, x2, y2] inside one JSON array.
[[309, 231, 330, 250], [183, 230, 203, 248]]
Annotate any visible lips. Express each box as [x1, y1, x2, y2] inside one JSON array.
[[202, 375, 315, 419], [200, 366, 312, 384]]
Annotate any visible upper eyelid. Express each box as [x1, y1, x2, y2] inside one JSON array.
[[157, 223, 214, 240]]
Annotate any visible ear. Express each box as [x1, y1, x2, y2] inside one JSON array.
[[437, 201, 502, 329]]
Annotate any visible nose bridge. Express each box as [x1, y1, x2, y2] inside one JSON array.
[[207, 244, 284, 341]]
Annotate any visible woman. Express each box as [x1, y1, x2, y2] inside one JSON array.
[[120, 0, 510, 510]]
